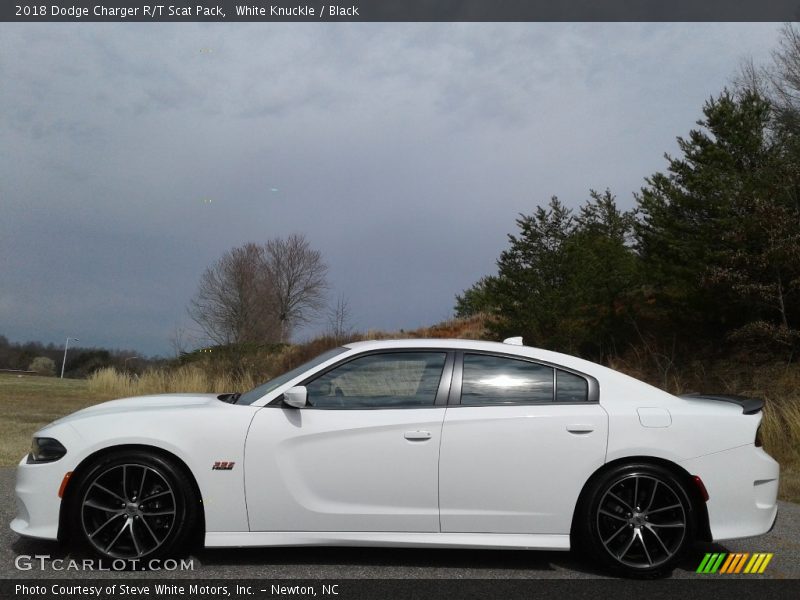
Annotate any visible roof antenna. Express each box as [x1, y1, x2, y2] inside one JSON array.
[[502, 336, 524, 346]]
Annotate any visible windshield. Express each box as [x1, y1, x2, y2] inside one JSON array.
[[236, 347, 348, 405]]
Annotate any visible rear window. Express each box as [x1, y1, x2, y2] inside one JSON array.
[[461, 354, 553, 405], [460, 354, 592, 405], [556, 369, 589, 402]]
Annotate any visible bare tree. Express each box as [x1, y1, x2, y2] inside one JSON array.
[[188, 235, 328, 346], [327, 293, 353, 343], [736, 24, 800, 127], [769, 24, 800, 116], [168, 324, 197, 359], [188, 243, 281, 346], [264, 234, 328, 342], [734, 57, 771, 98]]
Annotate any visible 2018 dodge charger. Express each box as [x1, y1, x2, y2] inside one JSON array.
[[11, 338, 779, 577]]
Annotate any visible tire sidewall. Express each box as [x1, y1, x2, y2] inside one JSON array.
[[579, 463, 696, 578], [66, 450, 197, 564]]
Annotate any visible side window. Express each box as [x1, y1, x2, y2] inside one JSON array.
[[305, 352, 446, 409], [461, 354, 554, 405], [556, 369, 589, 402]]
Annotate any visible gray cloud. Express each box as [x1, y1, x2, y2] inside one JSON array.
[[0, 23, 778, 355]]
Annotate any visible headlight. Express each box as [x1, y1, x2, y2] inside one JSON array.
[[27, 437, 67, 463]]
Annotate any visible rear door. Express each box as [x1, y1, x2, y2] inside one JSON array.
[[439, 351, 608, 534]]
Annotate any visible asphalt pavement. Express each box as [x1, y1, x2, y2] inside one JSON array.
[[1, 467, 797, 579]]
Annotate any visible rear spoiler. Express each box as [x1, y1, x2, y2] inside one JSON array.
[[679, 393, 764, 415]]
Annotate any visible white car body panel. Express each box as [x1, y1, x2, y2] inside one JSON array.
[[12, 395, 259, 539], [11, 338, 779, 553], [245, 407, 445, 532], [679, 444, 779, 540], [439, 404, 608, 534], [205, 531, 570, 550]]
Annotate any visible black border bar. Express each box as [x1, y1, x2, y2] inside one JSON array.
[[3, 0, 800, 22]]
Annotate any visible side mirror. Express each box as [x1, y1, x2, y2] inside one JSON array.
[[283, 386, 308, 408]]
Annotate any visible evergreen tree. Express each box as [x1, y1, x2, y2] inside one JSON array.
[[458, 193, 639, 361], [454, 276, 497, 318], [487, 197, 577, 350], [565, 190, 639, 361], [636, 90, 800, 355]]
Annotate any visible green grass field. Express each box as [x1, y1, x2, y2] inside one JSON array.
[[0, 373, 113, 466]]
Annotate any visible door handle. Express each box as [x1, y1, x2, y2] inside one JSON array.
[[566, 424, 595, 434], [404, 430, 432, 441]]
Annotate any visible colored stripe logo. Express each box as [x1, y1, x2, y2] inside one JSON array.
[[696, 552, 773, 574]]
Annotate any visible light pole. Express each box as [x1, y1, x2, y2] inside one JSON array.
[[60, 337, 79, 379], [124, 356, 139, 371]]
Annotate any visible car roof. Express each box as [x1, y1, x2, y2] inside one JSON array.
[[344, 338, 525, 352], [342, 338, 600, 374]]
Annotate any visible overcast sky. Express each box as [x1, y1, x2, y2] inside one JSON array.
[[0, 23, 779, 356]]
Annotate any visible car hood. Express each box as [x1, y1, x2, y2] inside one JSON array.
[[51, 393, 223, 425]]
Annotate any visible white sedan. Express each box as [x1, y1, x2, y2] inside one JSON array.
[[12, 338, 779, 577]]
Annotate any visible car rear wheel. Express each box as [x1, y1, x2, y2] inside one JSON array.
[[576, 463, 695, 578], [67, 450, 198, 562]]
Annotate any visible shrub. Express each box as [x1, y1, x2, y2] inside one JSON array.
[[29, 356, 55, 376]]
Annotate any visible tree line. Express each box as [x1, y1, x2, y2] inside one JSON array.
[[0, 336, 154, 377], [456, 26, 800, 369]]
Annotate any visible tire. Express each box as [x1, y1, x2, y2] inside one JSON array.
[[66, 449, 199, 563], [574, 463, 695, 578]]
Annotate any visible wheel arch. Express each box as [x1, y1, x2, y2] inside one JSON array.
[[57, 443, 206, 545], [570, 455, 711, 544]]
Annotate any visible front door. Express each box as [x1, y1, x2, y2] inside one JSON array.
[[245, 350, 452, 532]]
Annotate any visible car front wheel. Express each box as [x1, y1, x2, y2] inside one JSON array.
[[67, 450, 198, 562], [577, 463, 695, 578]]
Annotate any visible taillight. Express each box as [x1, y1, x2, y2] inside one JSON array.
[[755, 424, 763, 447]]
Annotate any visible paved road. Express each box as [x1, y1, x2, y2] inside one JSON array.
[[1, 468, 797, 579]]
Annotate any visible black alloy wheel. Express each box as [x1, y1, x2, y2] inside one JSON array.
[[575, 463, 695, 578], [68, 450, 198, 563]]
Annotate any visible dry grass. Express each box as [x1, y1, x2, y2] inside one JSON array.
[[408, 314, 489, 339], [761, 402, 800, 460], [751, 371, 800, 502], [87, 366, 257, 397]]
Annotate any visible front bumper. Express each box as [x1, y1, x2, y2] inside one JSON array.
[[680, 444, 779, 541], [10, 454, 67, 541]]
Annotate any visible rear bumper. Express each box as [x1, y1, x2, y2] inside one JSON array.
[[679, 445, 779, 541], [10, 454, 64, 541]]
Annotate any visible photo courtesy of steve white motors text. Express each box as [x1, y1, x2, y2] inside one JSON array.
[[14, 583, 339, 597]]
